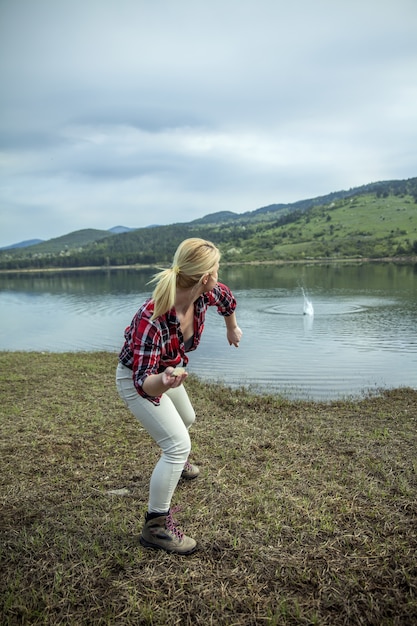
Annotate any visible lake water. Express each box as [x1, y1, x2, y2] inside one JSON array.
[[0, 262, 416, 401]]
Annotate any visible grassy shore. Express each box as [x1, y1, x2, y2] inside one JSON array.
[[1, 352, 416, 625]]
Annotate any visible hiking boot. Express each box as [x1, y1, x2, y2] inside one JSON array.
[[181, 459, 200, 480], [139, 508, 197, 555]]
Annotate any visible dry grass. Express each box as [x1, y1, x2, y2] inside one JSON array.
[[1, 352, 416, 625]]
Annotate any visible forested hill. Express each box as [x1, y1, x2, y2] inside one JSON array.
[[1, 177, 416, 270]]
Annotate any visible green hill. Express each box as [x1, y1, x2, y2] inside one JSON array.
[[229, 191, 417, 261], [1, 178, 416, 270], [10, 228, 112, 255]]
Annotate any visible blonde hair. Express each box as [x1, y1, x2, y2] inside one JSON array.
[[149, 238, 221, 320]]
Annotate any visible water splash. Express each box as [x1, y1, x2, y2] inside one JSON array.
[[302, 288, 314, 316]]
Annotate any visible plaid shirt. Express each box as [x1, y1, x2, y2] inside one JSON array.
[[118, 282, 237, 405]]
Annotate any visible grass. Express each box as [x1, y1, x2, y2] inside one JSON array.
[[1, 351, 416, 625]]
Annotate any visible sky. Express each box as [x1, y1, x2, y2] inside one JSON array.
[[1, 0, 417, 248]]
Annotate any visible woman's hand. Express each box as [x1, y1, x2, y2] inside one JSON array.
[[224, 312, 242, 348], [162, 366, 189, 388], [143, 367, 188, 396], [227, 325, 243, 348]]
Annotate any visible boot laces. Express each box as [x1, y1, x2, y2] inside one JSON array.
[[183, 460, 193, 471], [166, 506, 184, 541]]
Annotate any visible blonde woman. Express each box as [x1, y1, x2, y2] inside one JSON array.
[[116, 238, 242, 554]]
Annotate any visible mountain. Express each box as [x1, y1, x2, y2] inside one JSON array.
[[107, 225, 137, 234], [1, 228, 115, 257], [1, 226, 135, 251], [0, 238, 44, 250], [190, 211, 239, 225], [241, 179, 417, 219], [1, 176, 416, 269]]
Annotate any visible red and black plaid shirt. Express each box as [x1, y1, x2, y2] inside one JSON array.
[[118, 282, 237, 405]]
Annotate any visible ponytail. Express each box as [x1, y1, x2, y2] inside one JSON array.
[[149, 267, 178, 320]]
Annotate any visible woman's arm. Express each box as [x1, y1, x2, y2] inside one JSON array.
[[204, 282, 242, 347], [224, 312, 242, 347]]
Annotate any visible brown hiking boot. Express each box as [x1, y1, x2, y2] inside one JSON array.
[[139, 508, 197, 555], [181, 459, 200, 480]]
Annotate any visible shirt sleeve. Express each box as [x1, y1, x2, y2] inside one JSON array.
[[130, 315, 162, 400], [204, 282, 237, 316]]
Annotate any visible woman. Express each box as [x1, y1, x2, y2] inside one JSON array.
[[116, 238, 242, 554]]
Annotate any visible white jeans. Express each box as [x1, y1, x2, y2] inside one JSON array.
[[115, 363, 196, 513]]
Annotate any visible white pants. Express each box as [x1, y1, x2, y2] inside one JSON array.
[[115, 363, 196, 513]]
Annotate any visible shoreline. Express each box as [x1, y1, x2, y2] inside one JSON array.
[[1, 349, 416, 401], [0, 255, 416, 274]]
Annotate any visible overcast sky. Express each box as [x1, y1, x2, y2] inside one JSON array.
[[1, 0, 416, 247]]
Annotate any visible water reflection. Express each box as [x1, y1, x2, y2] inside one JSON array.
[[0, 263, 416, 400], [0, 267, 155, 295]]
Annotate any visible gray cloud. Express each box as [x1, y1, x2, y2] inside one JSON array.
[[1, 0, 416, 246]]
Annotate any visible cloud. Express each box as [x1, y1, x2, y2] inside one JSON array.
[[0, 0, 416, 246]]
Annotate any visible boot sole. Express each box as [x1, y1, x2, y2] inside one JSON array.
[[139, 535, 198, 555]]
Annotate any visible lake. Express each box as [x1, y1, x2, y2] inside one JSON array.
[[0, 262, 416, 400]]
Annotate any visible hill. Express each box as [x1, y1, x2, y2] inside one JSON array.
[[0, 177, 416, 270], [107, 225, 137, 235], [0, 238, 44, 250], [25, 228, 113, 253], [0, 226, 137, 252]]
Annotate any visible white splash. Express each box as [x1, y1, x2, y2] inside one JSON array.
[[302, 288, 314, 317]]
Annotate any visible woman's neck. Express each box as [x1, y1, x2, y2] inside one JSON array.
[[174, 285, 202, 315]]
